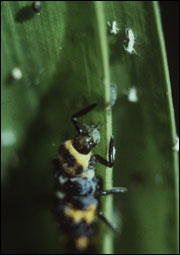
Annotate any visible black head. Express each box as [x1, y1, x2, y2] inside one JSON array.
[[73, 134, 95, 154], [73, 124, 101, 154]]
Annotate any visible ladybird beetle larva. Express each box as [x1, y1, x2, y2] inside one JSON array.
[[52, 104, 127, 253]]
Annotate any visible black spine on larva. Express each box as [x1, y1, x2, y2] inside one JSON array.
[[52, 155, 101, 254]]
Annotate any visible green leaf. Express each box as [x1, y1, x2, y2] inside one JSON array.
[[103, 1, 179, 254], [2, 1, 112, 254], [1, 1, 178, 254]]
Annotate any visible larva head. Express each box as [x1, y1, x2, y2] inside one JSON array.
[[73, 134, 94, 154], [73, 124, 101, 154]]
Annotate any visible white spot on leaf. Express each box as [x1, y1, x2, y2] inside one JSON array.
[[110, 83, 117, 106], [1, 131, 16, 146], [11, 67, 22, 80], [173, 137, 179, 152], [128, 87, 138, 103]]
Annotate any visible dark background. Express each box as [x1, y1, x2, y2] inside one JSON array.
[[159, 1, 179, 134]]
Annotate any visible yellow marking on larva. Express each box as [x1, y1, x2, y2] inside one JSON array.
[[65, 204, 97, 224], [64, 140, 91, 170], [75, 236, 89, 250]]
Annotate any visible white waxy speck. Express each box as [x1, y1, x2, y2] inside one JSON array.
[[110, 83, 117, 106], [56, 191, 66, 199], [107, 21, 120, 35], [11, 67, 22, 80], [59, 176, 68, 184], [123, 28, 137, 55], [1, 131, 16, 146], [173, 137, 179, 152], [128, 87, 138, 103]]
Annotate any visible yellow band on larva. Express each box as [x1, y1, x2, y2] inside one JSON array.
[[64, 140, 91, 170], [65, 204, 97, 223]]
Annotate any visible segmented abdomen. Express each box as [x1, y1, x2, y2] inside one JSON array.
[[53, 174, 99, 254]]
